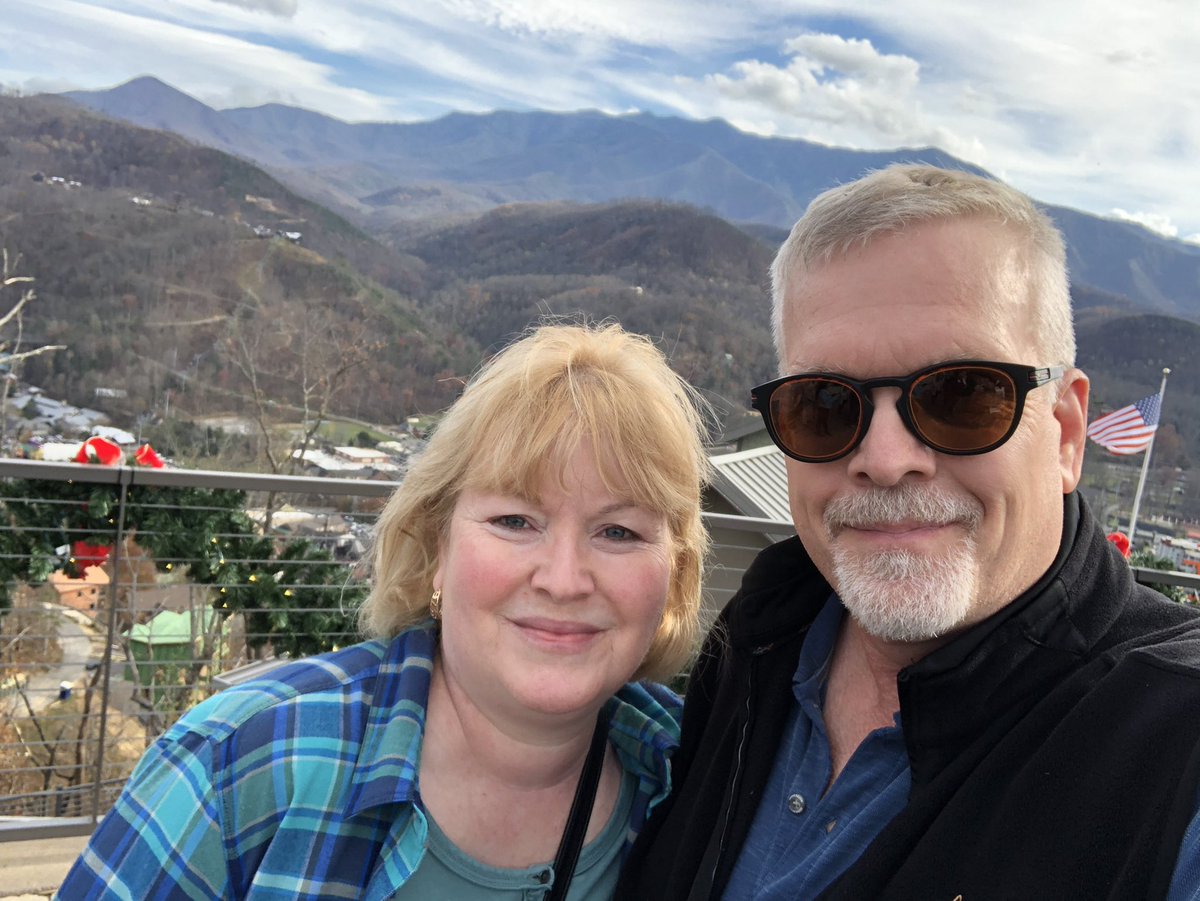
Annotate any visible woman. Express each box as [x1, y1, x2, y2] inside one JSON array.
[[59, 322, 711, 900]]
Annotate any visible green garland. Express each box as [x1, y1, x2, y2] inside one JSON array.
[[0, 479, 365, 656]]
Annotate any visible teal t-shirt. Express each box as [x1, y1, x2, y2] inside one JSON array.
[[398, 767, 637, 900]]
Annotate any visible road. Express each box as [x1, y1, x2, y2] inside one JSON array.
[[3, 605, 99, 716]]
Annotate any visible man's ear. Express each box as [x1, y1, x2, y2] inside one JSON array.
[[1054, 368, 1090, 493]]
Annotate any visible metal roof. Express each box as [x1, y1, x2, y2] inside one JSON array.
[[709, 444, 792, 523], [124, 608, 217, 646]]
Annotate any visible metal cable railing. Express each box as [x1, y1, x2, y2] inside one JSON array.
[[0, 459, 1195, 844], [0, 460, 395, 839]]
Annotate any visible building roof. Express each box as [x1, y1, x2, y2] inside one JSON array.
[[91, 425, 136, 445], [125, 608, 217, 646], [333, 446, 389, 462], [48, 566, 110, 593], [709, 444, 792, 523], [291, 447, 400, 474]]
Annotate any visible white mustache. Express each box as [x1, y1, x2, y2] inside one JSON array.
[[824, 484, 984, 534]]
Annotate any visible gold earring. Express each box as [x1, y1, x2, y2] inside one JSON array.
[[430, 589, 442, 620]]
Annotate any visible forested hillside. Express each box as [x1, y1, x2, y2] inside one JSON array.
[[0, 94, 782, 446], [65, 78, 1200, 322], [405, 201, 778, 402], [0, 94, 478, 437]]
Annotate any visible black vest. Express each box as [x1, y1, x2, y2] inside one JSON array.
[[619, 494, 1200, 900]]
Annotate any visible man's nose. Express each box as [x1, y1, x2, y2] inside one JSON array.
[[846, 388, 937, 486]]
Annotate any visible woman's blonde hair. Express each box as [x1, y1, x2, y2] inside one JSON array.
[[359, 321, 712, 681]]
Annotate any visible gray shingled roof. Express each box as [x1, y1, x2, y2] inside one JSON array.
[[709, 444, 792, 523]]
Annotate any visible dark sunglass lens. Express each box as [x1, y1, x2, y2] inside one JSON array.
[[770, 378, 862, 460], [910, 366, 1016, 451]]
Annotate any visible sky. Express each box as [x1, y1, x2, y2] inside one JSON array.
[[3, 0, 1200, 243]]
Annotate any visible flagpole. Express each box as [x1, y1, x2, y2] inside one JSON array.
[[1127, 367, 1170, 547]]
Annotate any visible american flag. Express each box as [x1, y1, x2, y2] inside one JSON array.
[[1086, 392, 1162, 455]]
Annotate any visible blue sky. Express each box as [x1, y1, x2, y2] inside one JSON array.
[[3, 0, 1200, 242]]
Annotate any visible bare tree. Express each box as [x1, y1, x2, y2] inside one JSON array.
[[0, 249, 66, 449], [221, 290, 384, 532], [225, 295, 382, 476]]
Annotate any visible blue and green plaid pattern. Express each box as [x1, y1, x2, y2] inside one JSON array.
[[58, 622, 680, 900]]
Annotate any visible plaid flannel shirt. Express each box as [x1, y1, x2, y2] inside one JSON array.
[[58, 622, 680, 900]]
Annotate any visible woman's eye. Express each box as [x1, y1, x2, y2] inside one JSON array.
[[602, 525, 637, 541], [493, 514, 529, 530]]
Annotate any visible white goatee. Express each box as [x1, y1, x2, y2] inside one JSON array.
[[824, 484, 984, 642]]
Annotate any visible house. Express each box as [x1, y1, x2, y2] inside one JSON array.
[[47, 566, 110, 615], [1152, 535, 1200, 574], [291, 447, 400, 477], [333, 446, 390, 466], [8, 386, 107, 433], [124, 608, 221, 706], [121, 582, 202, 621], [703, 442, 793, 625], [91, 425, 136, 445]]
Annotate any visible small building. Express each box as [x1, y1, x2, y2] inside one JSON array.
[[1152, 535, 1200, 572], [124, 608, 220, 706], [91, 425, 136, 445], [702, 444, 794, 627], [47, 566, 110, 615], [122, 582, 203, 621], [290, 447, 400, 477], [376, 440, 410, 458], [333, 446, 390, 466]]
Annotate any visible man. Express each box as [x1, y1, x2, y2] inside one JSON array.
[[618, 165, 1200, 900]]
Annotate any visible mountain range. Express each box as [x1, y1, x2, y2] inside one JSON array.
[[0, 77, 1193, 491], [66, 77, 1200, 322]]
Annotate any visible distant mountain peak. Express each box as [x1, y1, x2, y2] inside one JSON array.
[[71, 75, 210, 109]]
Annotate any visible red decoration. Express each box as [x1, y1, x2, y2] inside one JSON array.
[[74, 436, 123, 466], [1106, 531, 1132, 559], [134, 443, 165, 468], [71, 540, 111, 568]]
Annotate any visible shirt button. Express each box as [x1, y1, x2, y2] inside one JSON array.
[[787, 793, 806, 814]]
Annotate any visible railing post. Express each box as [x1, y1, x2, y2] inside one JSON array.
[[87, 467, 132, 824]]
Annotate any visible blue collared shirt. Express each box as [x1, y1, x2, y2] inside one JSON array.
[[58, 622, 680, 900], [723, 596, 1200, 901]]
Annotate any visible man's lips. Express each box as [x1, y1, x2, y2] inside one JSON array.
[[834, 519, 961, 545], [849, 520, 950, 534]]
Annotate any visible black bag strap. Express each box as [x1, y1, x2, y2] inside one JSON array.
[[546, 711, 608, 901]]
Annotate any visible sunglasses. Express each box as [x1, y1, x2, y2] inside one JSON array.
[[751, 360, 1064, 463]]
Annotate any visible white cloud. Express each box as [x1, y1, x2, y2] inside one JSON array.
[[1110, 209, 1179, 239], [434, 0, 746, 48], [5, 0, 1200, 236], [209, 0, 297, 16], [1, 0, 396, 120], [783, 32, 918, 87], [637, 31, 975, 160], [0, 74, 82, 95], [805, 3, 1200, 237]]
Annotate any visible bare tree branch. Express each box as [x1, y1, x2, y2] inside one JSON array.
[[0, 250, 66, 449], [0, 345, 67, 365]]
